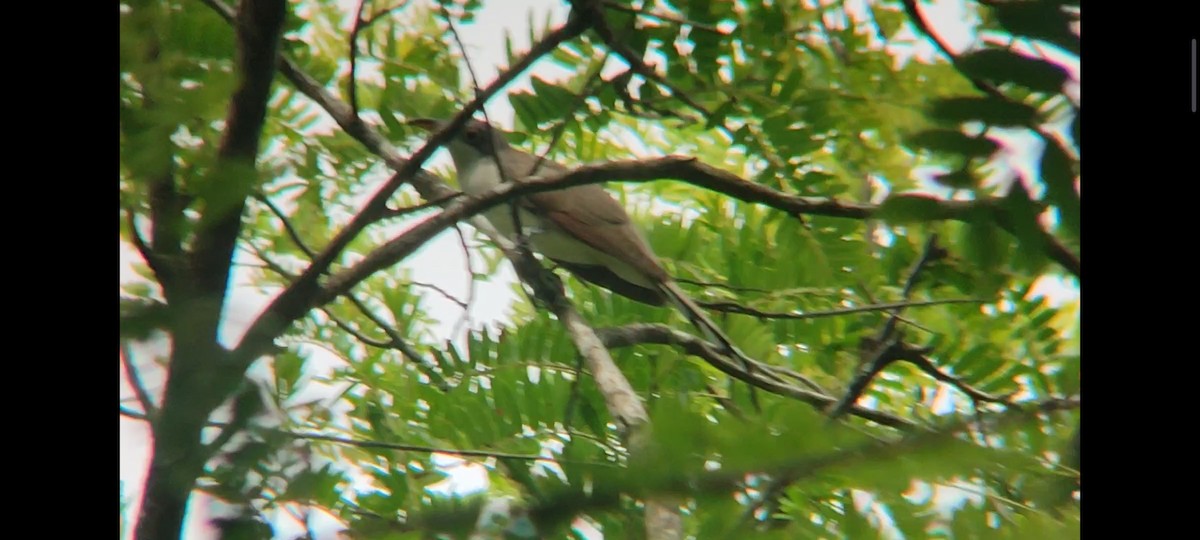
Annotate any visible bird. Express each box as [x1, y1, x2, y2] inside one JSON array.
[[408, 118, 763, 386]]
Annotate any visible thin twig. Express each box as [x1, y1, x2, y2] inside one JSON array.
[[256, 194, 316, 257], [827, 235, 945, 419], [313, 156, 1079, 310], [906, 353, 1011, 405], [449, 224, 475, 340], [675, 277, 775, 295], [854, 280, 932, 333], [596, 323, 916, 430], [347, 0, 370, 118], [326, 310, 393, 348], [246, 242, 451, 391], [600, 0, 727, 34], [699, 298, 983, 320], [343, 292, 452, 390], [120, 344, 158, 418], [583, 2, 711, 119], [527, 51, 612, 177], [382, 192, 464, 219], [124, 209, 177, 287], [217, 0, 591, 368], [118, 406, 610, 465], [363, 1, 408, 27], [411, 280, 468, 309]]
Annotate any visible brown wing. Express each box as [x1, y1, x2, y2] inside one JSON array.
[[500, 151, 669, 285]]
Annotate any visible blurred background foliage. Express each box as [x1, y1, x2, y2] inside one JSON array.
[[120, 0, 1079, 538]]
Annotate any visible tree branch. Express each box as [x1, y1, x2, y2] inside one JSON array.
[[221, 0, 590, 369], [189, 0, 286, 313], [905, 353, 1010, 406], [699, 298, 984, 321], [138, 2, 288, 540], [120, 406, 607, 465], [503, 243, 682, 540], [449, 225, 476, 339], [347, 0, 370, 118], [313, 156, 1078, 312], [828, 235, 944, 419], [124, 210, 177, 291], [256, 194, 315, 257], [245, 241, 451, 391], [601, 1, 727, 35], [382, 192, 463, 219], [580, 0, 711, 119], [595, 323, 916, 430], [338, 394, 1078, 536], [121, 344, 158, 419], [899, 0, 1079, 277]]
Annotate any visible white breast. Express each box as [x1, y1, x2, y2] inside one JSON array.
[[455, 155, 656, 289], [459, 158, 605, 268]]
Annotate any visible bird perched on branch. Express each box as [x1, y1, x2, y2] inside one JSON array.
[[409, 118, 762, 387]]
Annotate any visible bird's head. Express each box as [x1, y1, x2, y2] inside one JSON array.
[[407, 117, 512, 171]]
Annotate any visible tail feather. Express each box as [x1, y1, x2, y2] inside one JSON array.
[[658, 280, 758, 374]]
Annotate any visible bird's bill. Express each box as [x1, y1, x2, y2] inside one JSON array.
[[405, 118, 444, 131]]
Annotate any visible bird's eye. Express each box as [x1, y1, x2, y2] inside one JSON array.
[[464, 128, 482, 143]]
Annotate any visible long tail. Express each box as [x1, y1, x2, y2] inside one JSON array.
[[658, 280, 762, 382]]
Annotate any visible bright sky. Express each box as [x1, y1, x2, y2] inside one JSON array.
[[120, 1, 1079, 538]]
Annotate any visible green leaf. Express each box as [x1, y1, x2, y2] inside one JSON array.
[[378, 101, 405, 140], [1039, 138, 1080, 238], [907, 129, 999, 159], [876, 194, 946, 224], [930, 97, 1039, 127], [934, 169, 980, 190], [1001, 182, 1049, 273], [274, 349, 307, 398], [957, 48, 1070, 94], [959, 206, 1009, 294], [992, 1, 1080, 54]]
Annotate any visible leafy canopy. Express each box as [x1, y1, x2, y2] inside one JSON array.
[[119, 0, 1080, 538]]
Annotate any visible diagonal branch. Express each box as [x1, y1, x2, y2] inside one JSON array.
[[218, 0, 590, 368], [828, 235, 945, 419], [601, 1, 727, 35], [503, 241, 681, 539], [340, 293, 451, 391], [581, 0, 710, 119], [256, 194, 315, 257], [699, 298, 983, 321], [596, 323, 916, 430], [433, 7, 681, 523], [313, 156, 1078, 311], [121, 344, 158, 419], [125, 210, 178, 291], [905, 353, 1010, 405], [244, 238, 451, 391], [899, 0, 1079, 275], [326, 311, 393, 348]]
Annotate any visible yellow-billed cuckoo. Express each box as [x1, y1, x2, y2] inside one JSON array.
[[409, 118, 760, 376]]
